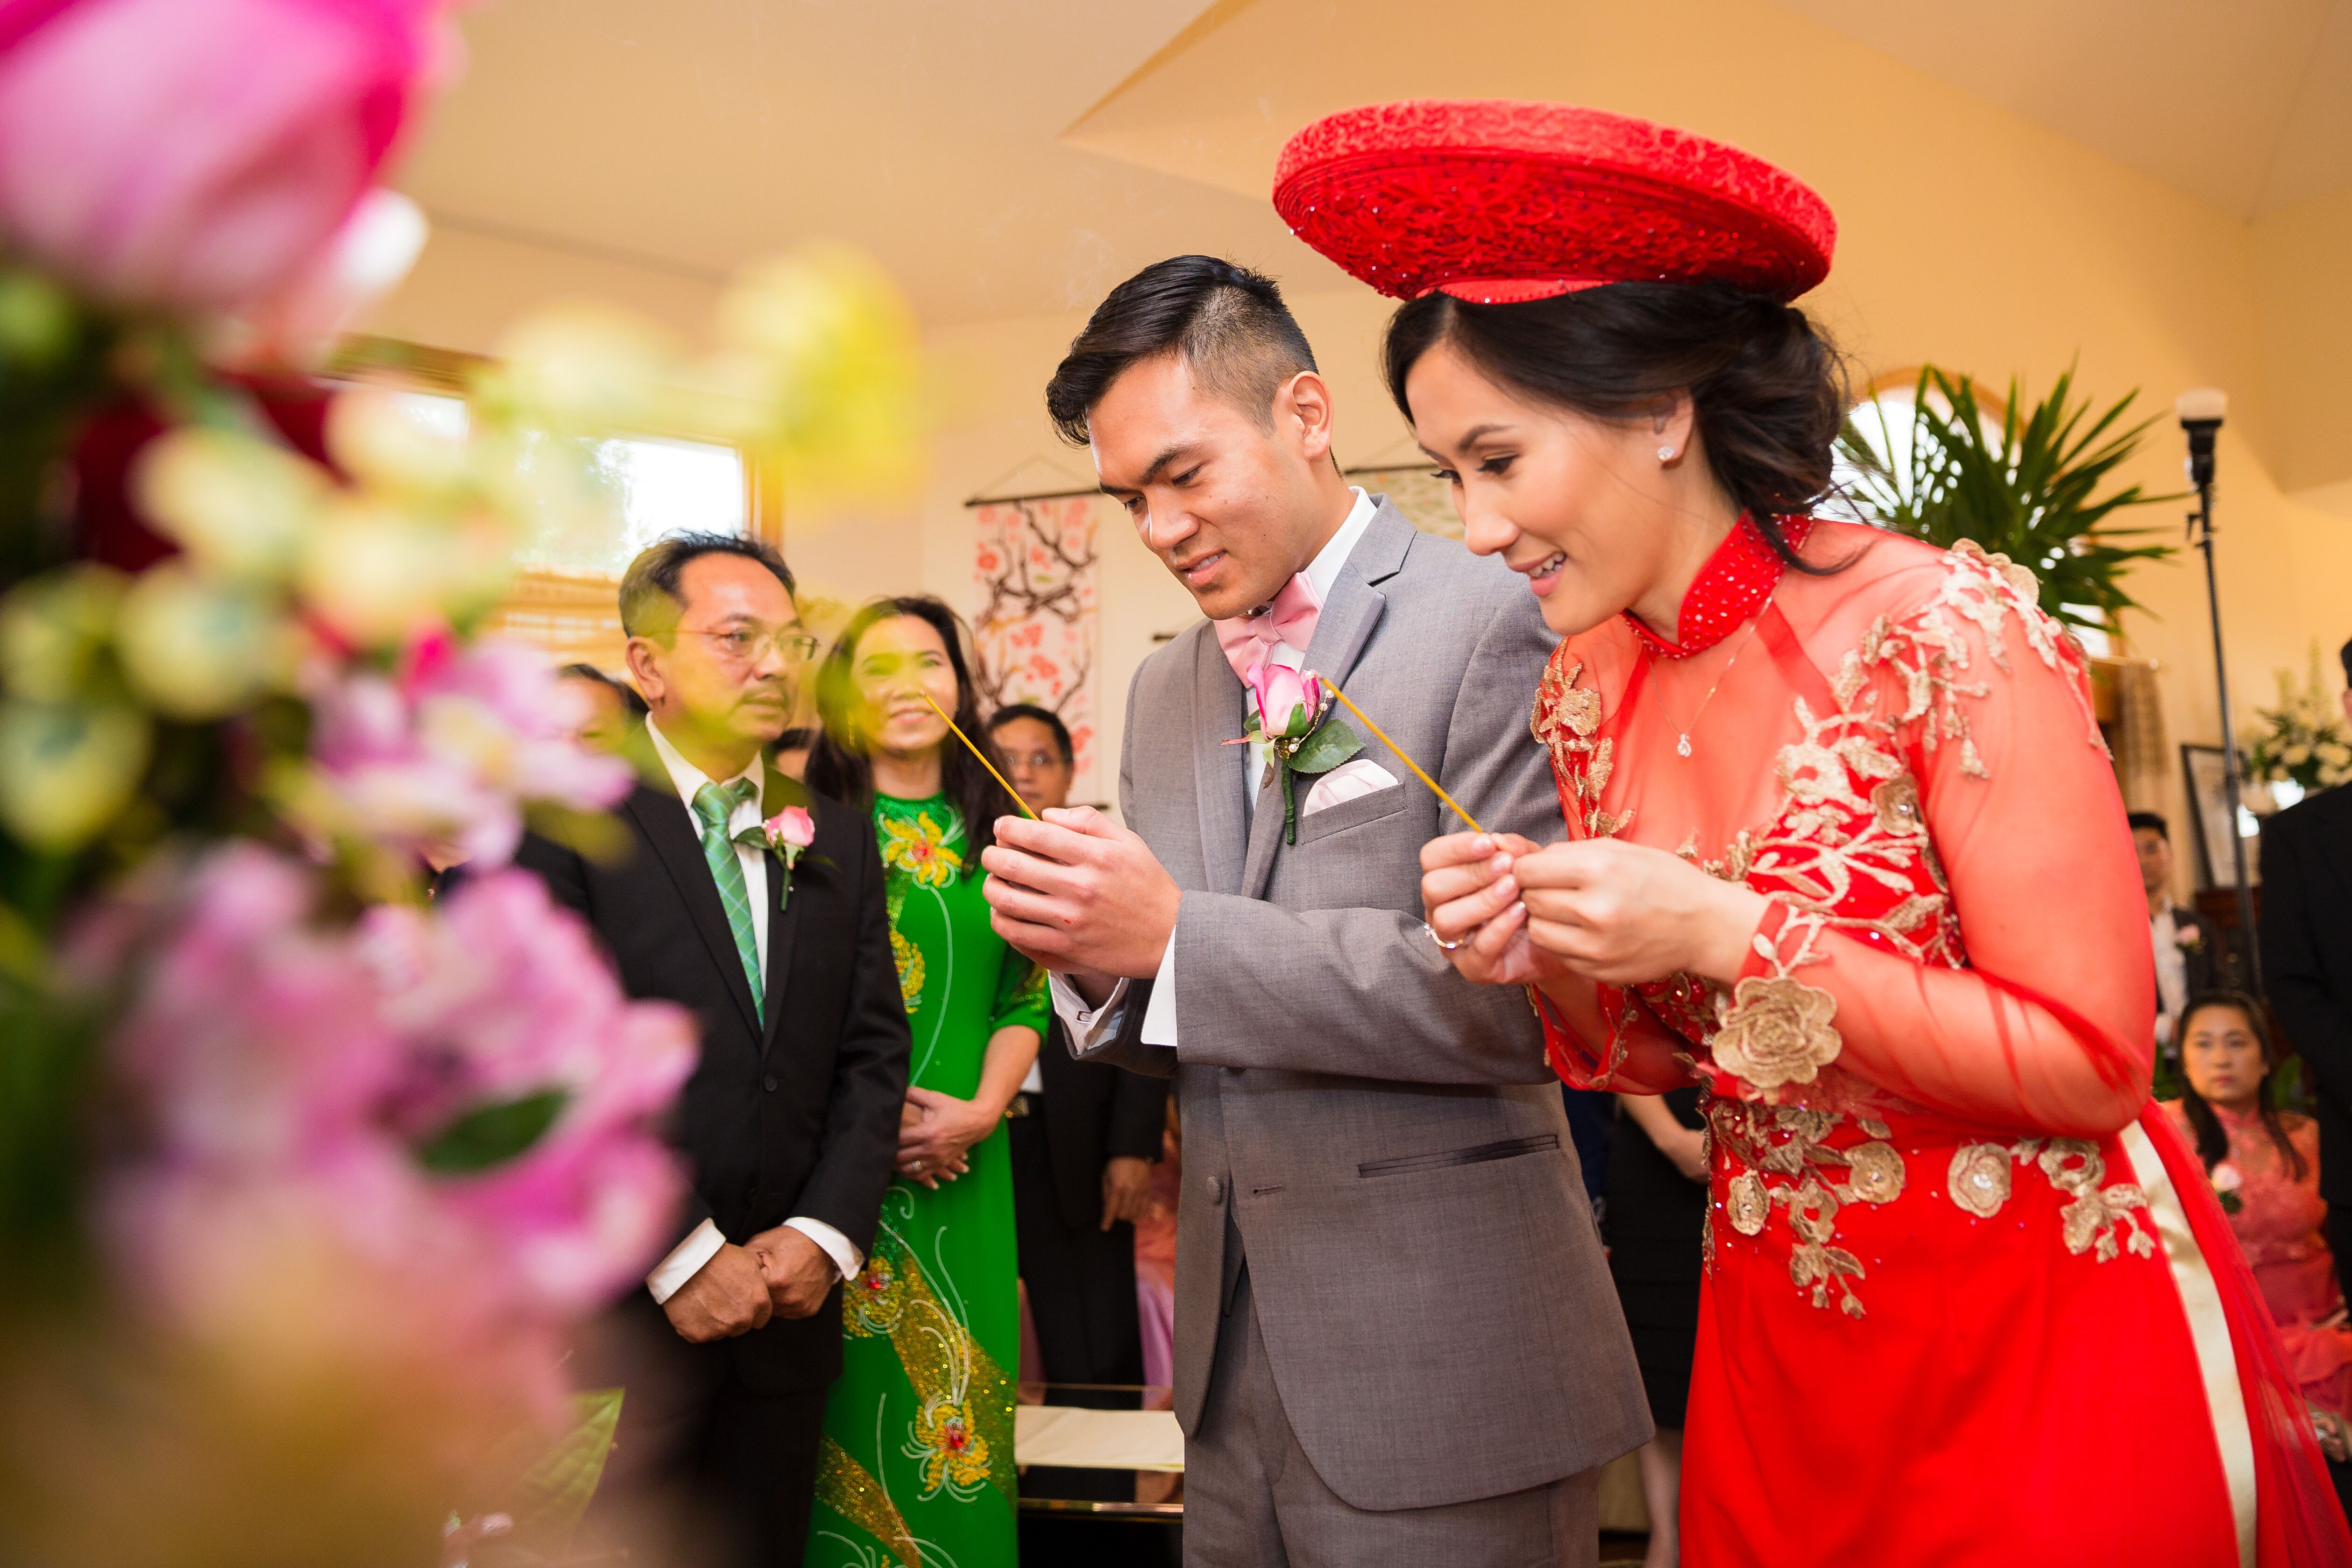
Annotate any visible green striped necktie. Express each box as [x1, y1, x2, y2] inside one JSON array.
[[691, 779, 764, 1022]]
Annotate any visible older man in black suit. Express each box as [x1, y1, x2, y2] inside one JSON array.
[[515, 532, 909, 1568], [2261, 637, 2352, 1306]]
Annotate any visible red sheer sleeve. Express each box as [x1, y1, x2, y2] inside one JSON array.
[[1732, 549, 2154, 1137], [1531, 976, 1692, 1093]]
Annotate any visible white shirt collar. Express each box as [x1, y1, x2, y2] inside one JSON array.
[[646, 717, 765, 832], [1301, 487, 1379, 605]]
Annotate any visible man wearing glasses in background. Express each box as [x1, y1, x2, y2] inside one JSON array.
[[511, 532, 911, 1568]]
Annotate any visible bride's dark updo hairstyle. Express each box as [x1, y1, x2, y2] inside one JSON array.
[[1380, 280, 1850, 573]]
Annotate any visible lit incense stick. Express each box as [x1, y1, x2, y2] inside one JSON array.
[[917, 688, 1039, 820], [1320, 676, 1487, 837]]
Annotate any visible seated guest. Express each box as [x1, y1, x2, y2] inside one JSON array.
[[770, 724, 817, 782], [2162, 991, 2352, 1465], [557, 660, 647, 754], [2130, 811, 2224, 1073], [985, 701, 1169, 1502]]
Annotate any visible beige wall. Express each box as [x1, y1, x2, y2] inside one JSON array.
[[360, 0, 2352, 878]]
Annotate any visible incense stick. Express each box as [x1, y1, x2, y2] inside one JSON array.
[[1321, 677, 1488, 836], [917, 689, 1039, 820]]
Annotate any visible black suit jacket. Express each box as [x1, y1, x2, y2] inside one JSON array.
[[1030, 1017, 1169, 1233], [513, 734, 910, 1392], [2260, 785, 2352, 1204]]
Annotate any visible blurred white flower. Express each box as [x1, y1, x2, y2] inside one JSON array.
[[0, 566, 122, 701], [0, 698, 149, 849], [133, 426, 327, 584], [116, 564, 289, 718]]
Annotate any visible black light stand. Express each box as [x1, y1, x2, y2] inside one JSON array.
[[2178, 388, 2262, 995]]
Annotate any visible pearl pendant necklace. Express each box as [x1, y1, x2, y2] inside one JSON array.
[[1651, 603, 1768, 761]]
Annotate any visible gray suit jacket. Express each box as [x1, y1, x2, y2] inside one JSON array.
[[1078, 500, 1650, 1510]]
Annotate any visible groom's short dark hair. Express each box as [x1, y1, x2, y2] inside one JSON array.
[[1046, 255, 1318, 446]]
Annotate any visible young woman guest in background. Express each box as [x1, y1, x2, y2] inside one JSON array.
[[803, 595, 1045, 1568], [2165, 993, 2352, 1476]]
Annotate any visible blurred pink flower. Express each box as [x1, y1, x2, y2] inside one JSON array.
[[105, 844, 694, 1362], [306, 634, 634, 867], [0, 0, 457, 312], [359, 868, 696, 1312]]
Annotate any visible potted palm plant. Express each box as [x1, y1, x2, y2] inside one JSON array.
[[1835, 365, 2179, 633]]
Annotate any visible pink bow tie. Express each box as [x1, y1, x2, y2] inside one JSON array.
[[1214, 573, 1322, 688]]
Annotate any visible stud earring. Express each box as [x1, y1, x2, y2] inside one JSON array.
[[1657, 446, 1676, 462]]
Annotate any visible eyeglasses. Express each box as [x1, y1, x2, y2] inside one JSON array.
[[684, 627, 822, 665], [998, 748, 1069, 772]]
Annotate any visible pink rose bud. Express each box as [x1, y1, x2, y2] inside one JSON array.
[[0, 0, 454, 313], [2210, 1161, 2243, 1193], [769, 806, 814, 849], [1252, 663, 1310, 738]]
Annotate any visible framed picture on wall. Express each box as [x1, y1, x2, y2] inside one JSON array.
[[2181, 743, 2260, 889]]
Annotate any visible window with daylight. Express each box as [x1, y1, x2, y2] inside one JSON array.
[[336, 370, 760, 669]]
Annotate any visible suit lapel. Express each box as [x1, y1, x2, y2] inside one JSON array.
[[758, 767, 812, 1056], [1239, 502, 1417, 900], [626, 783, 764, 1038], [1193, 631, 1251, 895]]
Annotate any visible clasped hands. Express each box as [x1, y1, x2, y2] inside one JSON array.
[[662, 1226, 838, 1344], [1418, 831, 1769, 990]]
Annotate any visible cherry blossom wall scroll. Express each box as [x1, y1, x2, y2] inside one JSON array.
[[971, 496, 1103, 799]]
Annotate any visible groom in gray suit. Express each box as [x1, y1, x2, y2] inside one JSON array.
[[982, 256, 1647, 1566]]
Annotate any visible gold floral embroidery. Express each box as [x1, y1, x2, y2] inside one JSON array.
[[1944, 1137, 2158, 1262], [1712, 976, 1840, 1089], [813, 1436, 919, 1568], [1530, 656, 1629, 839], [851, 1221, 1017, 1504], [1712, 911, 1841, 1091], [1708, 1099, 1906, 1317], [907, 1396, 993, 1500], [1948, 1143, 2012, 1218], [889, 926, 924, 1012], [1727, 1171, 1769, 1235]]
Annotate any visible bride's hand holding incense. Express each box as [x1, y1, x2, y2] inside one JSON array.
[[1419, 830, 1566, 987], [982, 807, 1182, 985], [1511, 837, 1768, 987]]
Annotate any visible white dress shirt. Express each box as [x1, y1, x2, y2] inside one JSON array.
[[641, 718, 862, 1304], [2152, 898, 2190, 1048], [1051, 488, 1381, 1053]]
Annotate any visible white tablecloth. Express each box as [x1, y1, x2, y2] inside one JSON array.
[[1012, 1405, 1185, 1472]]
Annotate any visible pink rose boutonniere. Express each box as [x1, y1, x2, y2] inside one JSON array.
[[2211, 1159, 2244, 1216], [768, 806, 814, 905], [1227, 662, 1360, 845], [766, 806, 814, 867], [2175, 921, 2204, 951], [736, 804, 817, 908]]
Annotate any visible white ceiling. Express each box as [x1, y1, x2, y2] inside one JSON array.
[[396, 0, 2352, 328], [1774, 0, 2352, 218], [395, 0, 1295, 324]]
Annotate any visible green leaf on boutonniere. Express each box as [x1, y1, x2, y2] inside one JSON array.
[[1289, 715, 1362, 777], [417, 1089, 568, 1175]]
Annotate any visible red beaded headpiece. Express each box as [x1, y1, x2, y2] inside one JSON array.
[[1273, 100, 1835, 305]]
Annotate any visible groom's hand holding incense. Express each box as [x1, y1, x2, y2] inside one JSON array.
[[982, 807, 1181, 1000]]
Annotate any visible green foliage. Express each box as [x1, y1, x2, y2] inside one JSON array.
[[1835, 366, 2180, 631], [416, 1090, 569, 1176]]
